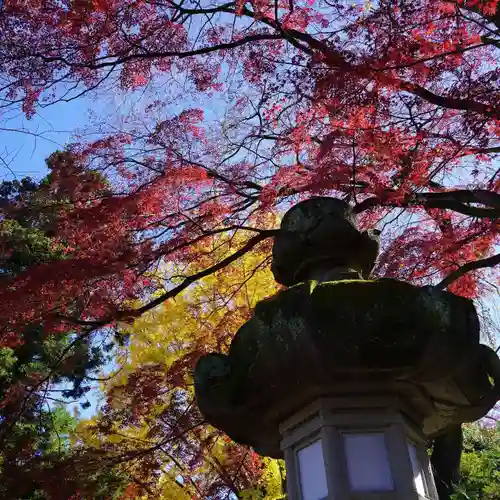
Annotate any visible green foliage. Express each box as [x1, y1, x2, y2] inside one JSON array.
[[0, 405, 76, 499], [0, 172, 120, 499], [0, 347, 16, 380], [0, 219, 64, 276], [0, 171, 66, 279], [451, 423, 500, 499]]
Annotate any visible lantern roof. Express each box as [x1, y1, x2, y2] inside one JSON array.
[[194, 197, 500, 458]]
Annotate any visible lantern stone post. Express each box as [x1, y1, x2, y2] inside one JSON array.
[[194, 197, 500, 500]]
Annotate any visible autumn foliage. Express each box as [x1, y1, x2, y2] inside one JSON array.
[[74, 235, 283, 498], [0, 0, 499, 497]]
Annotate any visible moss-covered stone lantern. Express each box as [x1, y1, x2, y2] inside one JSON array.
[[194, 197, 500, 500]]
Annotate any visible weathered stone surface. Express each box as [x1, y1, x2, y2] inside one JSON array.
[[194, 197, 500, 459], [195, 278, 500, 457], [271, 197, 380, 286]]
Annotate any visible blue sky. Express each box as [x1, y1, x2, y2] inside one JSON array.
[[0, 98, 94, 182], [1, 91, 498, 421]]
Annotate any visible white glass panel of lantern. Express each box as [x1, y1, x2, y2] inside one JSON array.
[[408, 443, 427, 496], [343, 432, 394, 492], [296, 439, 329, 500]]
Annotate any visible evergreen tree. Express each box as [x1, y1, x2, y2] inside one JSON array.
[[0, 160, 127, 499]]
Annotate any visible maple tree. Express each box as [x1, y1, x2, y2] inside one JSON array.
[[0, 166, 130, 499], [0, 0, 499, 497], [74, 232, 285, 499], [0, 0, 498, 334]]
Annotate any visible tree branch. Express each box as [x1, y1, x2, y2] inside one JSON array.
[[354, 189, 500, 218], [454, 0, 500, 29], [473, 146, 500, 154], [435, 253, 500, 290], [63, 229, 278, 327], [32, 34, 282, 70], [131, 230, 277, 317], [400, 82, 500, 119]]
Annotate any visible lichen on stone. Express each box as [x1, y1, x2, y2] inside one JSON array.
[[194, 197, 498, 459]]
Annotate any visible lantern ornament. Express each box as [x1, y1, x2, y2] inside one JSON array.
[[194, 197, 500, 500]]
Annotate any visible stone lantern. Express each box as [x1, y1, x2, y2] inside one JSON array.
[[194, 197, 500, 500]]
